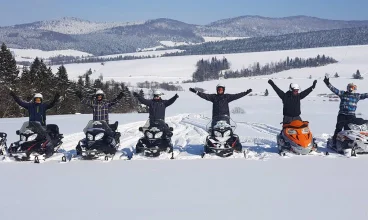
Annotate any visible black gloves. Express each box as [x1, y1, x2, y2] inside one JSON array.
[[116, 91, 124, 99], [189, 88, 197, 93], [312, 80, 317, 89], [54, 92, 60, 100], [75, 91, 83, 100], [9, 91, 15, 97], [268, 79, 274, 85], [174, 94, 179, 98], [133, 92, 139, 97], [323, 76, 330, 85], [246, 89, 252, 94]]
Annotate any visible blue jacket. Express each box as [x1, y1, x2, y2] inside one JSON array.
[[11, 94, 58, 126], [327, 83, 368, 115]]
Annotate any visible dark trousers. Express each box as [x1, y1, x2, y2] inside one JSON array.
[[283, 116, 302, 124], [332, 114, 356, 144]]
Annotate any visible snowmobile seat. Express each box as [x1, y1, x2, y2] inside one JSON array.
[[282, 120, 309, 129], [46, 124, 60, 134], [109, 121, 118, 132]]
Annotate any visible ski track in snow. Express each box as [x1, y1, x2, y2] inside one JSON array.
[[1, 114, 343, 163]]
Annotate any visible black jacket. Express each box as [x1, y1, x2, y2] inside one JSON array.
[[196, 91, 249, 119], [137, 95, 178, 121], [270, 83, 314, 117], [11, 93, 58, 126]]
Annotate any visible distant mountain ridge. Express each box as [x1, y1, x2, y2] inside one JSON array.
[[1, 16, 368, 55]]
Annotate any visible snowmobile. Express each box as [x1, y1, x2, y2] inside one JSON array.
[[75, 120, 121, 161], [6, 121, 65, 163], [134, 119, 174, 158], [277, 120, 317, 156], [326, 118, 368, 157], [202, 115, 243, 158]]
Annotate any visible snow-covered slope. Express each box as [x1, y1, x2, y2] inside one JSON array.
[[26, 17, 145, 35], [3, 45, 368, 220], [53, 45, 368, 84], [10, 48, 92, 62]]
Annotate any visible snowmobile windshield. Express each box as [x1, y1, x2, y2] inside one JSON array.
[[19, 121, 47, 135], [207, 115, 237, 131], [83, 120, 113, 134]]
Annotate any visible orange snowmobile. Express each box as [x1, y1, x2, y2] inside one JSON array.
[[276, 120, 317, 156]]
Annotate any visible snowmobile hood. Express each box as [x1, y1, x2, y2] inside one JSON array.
[[282, 120, 313, 148]]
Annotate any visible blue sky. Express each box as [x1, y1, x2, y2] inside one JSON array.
[[1, 0, 367, 26]]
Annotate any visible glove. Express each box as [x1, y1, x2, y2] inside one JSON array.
[[323, 76, 330, 85], [174, 94, 179, 98], [246, 89, 252, 94], [189, 88, 196, 93], [133, 92, 139, 97], [9, 91, 15, 97], [312, 80, 317, 89], [117, 91, 124, 99], [75, 91, 83, 99], [268, 79, 274, 85]]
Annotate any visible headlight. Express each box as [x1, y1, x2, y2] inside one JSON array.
[[146, 131, 153, 139], [95, 133, 104, 141], [28, 134, 38, 141], [301, 128, 309, 134], [87, 133, 94, 141], [214, 131, 222, 137], [348, 124, 359, 131], [155, 132, 163, 139], [223, 130, 231, 137], [287, 129, 297, 135], [21, 135, 27, 141]]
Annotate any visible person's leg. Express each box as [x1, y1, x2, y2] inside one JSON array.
[[333, 114, 346, 146]]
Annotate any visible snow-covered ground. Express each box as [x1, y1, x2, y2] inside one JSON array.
[[53, 45, 368, 84], [96, 49, 183, 59], [2, 45, 368, 220], [10, 48, 93, 62]]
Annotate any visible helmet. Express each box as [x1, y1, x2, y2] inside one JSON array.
[[347, 83, 357, 92], [289, 83, 300, 91], [33, 93, 43, 102], [216, 84, 225, 94], [95, 89, 104, 99], [153, 90, 163, 97]]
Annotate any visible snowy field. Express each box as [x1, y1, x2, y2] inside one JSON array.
[[10, 48, 93, 62], [2, 45, 368, 220], [52, 45, 368, 84]]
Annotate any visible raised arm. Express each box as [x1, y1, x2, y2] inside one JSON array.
[[164, 94, 179, 107], [10, 91, 30, 109], [227, 89, 252, 102], [189, 88, 215, 102], [46, 93, 60, 109], [359, 93, 368, 100], [108, 91, 124, 107], [76, 91, 93, 107], [268, 80, 285, 99], [300, 80, 317, 99], [134, 92, 153, 106], [324, 76, 343, 96]]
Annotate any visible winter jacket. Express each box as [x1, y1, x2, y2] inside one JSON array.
[[81, 98, 119, 123], [137, 95, 178, 122], [327, 83, 368, 115], [196, 91, 249, 119], [11, 94, 58, 126], [270, 83, 314, 117]]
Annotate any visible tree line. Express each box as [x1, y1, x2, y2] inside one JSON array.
[[188, 55, 337, 82]]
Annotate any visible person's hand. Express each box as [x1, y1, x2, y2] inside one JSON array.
[[174, 93, 179, 98], [133, 92, 139, 97], [117, 91, 124, 99], [189, 88, 196, 93], [246, 89, 252, 94], [323, 76, 329, 85], [268, 79, 274, 85], [312, 80, 317, 89], [55, 92, 60, 100]]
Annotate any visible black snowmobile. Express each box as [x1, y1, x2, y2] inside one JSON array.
[[134, 119, 174, 158], [203, 115, 243, 158], [75, 120, 121, 161], [6, 121, 65, 163]]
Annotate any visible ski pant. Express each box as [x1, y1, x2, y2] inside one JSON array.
[[283, 116, 302, 124], [332, 114, 356, 145]]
